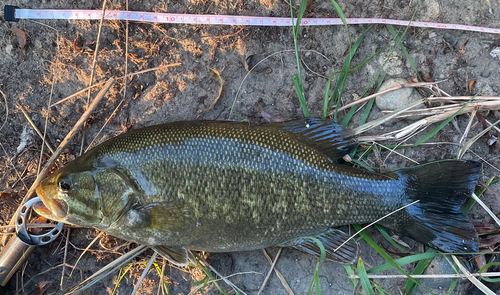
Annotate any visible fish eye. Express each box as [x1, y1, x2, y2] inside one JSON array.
[[58, 181, 71, 192]]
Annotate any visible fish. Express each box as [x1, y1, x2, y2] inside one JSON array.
[[34, 118, 480, 265]]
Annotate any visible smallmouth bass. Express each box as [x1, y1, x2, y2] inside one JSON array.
[[34, 119, 480, 265]]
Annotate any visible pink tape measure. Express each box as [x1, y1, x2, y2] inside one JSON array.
[[4, 5, 500, 34]]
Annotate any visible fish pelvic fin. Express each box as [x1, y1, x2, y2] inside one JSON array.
[[152, 246, 189, 266], [383, 160, 481, 254], [280, 228, 360, 264], [270, 118, 356, 161]]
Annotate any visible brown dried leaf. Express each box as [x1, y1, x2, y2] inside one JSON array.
[[468, 80, 476, 94], [1, 190, 18, 208], [475, 254, 487, 270], [408, 76, 419, 83], [197, 68, 223, 118], [28, 281, 50, 295], [9, 28, 27, 50], [421, 72, 434, 82]]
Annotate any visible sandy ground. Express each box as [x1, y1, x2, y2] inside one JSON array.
[[1, 0, 500, 294]]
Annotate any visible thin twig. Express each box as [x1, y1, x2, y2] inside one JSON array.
[[19, 106, 55, 154], [262, 249, 294, 295], [471, 193, 500, 228], [7, 78, 115, 227], [0, 90, 8, 133], [49, 81, 106, 107], [117, 63, 182, 80], [70, 231, 105, 277], [195, 254, 248, 295], [131, 252, 158, 295], [257, 248, 282, 295], [81, 0, 107, 155], [452, 255, 495, 295], [458, 109, 477, 149], [337, 82, 436, 112], [60, 228, 71, 290], [335, 200, 420, 252]]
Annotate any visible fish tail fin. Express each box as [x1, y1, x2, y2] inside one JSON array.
[[385, 160, 481, 253]]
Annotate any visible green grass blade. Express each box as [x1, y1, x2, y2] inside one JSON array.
[[326, 0, 352, 120], [152, 263, 171, 295], [479, 262, 500, 283], [197, 259, 234, 295], [462, 177, 498, 214], [292, 74, 310, 117], [367, 252, 437, 273], [343, 264, 358, 290], [305, 237, 326, 295], [440, 255, 460, 295], [357, 257, 375, 295], [112, 263, 134, 295], [353, 224, 435, 295], [340, 68, 384, 127], [404, 248, 438, 294], [414, 98, 473, 146], [330, 25, 373, 120], [386, 25, 421, 81], [289, 0, 309, 118], [372, 282, 391, 295], [375, 224, 411, 254], [329, 1, 351, 45], [359, 72, 386, 126]]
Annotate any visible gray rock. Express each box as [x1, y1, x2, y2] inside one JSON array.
[[375, 78, 425, 120]]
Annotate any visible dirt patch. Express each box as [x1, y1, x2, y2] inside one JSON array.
[[1, 0, 500, 294]]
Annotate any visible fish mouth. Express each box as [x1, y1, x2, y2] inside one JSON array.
[[35, 184, 68, 219]]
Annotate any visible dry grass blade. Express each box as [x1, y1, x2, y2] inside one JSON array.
[[458, 118, 500, 159], [60, 228, 71, 290], [117, 63, 182, 80], [337, 82, 436, 112], [131, 252, 158, 295], [66, 244, 148, 294], [0, 90, 8, 133], [458, 110, 477, 149], [262, 249, 294, 295], [6, 78, 115, 227], [69, 232, 104, 277], [19, 106, 55, 154], [352, 100, 425, 136], [470, 193, 500, 228], [452, 255, 495, 295], [80, 0, 107, 155], [257, 248, 282, 295], [394, 99, 500, 119], [49, 81, 106, 107]]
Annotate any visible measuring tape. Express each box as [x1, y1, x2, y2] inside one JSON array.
[[5, 5, 500, 34]]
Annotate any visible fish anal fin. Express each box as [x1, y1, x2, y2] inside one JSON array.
[[281, 228, 359, 264], [272, 118, 356, 161], [152, 246, 189, 266]]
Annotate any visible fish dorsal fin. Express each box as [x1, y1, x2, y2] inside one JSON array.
[[152, 246, 189, 266], [272, 118, 356, 161], [280, 228, 360, 264]]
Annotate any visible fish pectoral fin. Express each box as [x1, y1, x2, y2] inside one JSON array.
[[272, 118, 356, 161], [280, 228, 359, 264], [152, 246, 189, 266]]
